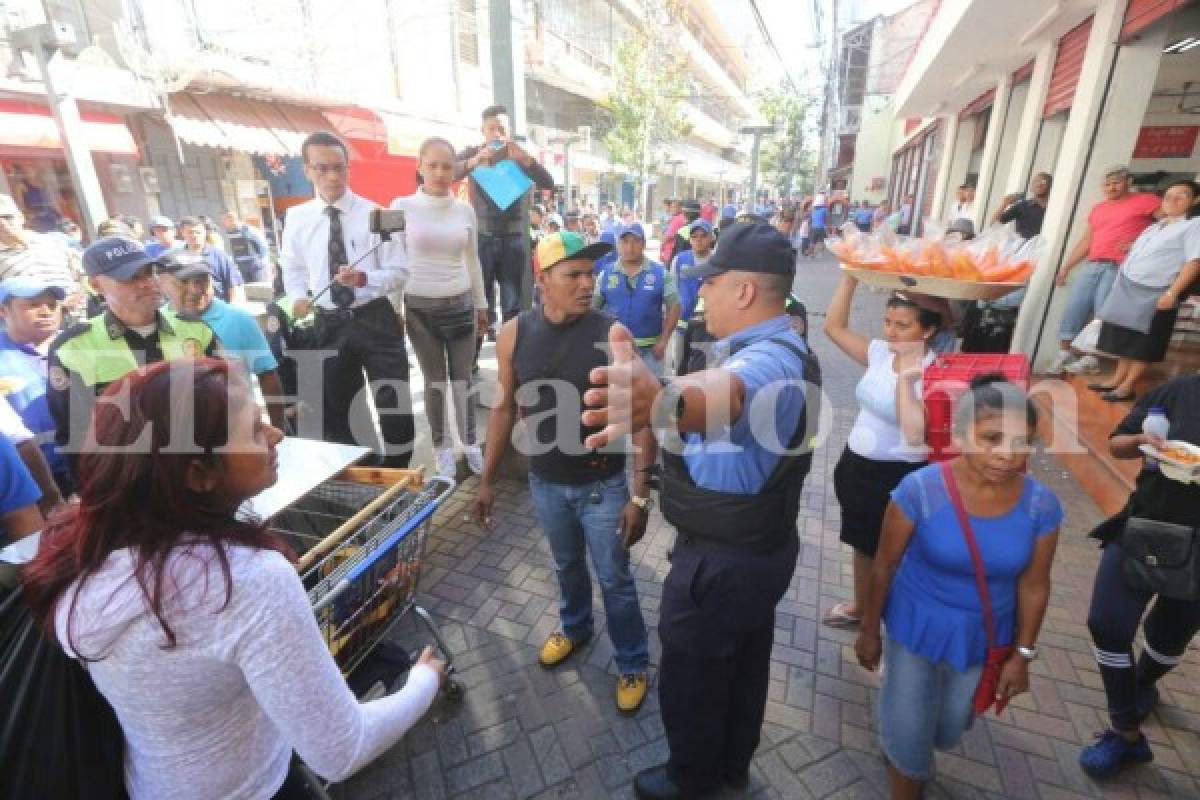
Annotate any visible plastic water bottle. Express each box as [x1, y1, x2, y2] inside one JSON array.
[[1143, 407, 1170, 440], [1143, 407, 1170, 470]]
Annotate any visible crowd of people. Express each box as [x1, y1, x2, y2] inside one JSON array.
[[0, 93, 1198, 800]]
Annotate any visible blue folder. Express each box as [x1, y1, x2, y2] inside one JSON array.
[[471, 159, 534, 211]]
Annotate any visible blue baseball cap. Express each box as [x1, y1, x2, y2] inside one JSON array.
[[688, 219, 714, 237], [683, 222, 796, 280], [0, 276, 67, 304], [617, 222, 645, 241], [82, 236, 159, 281]]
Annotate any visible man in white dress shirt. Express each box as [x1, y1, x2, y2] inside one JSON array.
[[281, 131, 414, 466]]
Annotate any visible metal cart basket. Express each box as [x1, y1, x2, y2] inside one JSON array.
[[271, 467, 460, 690]]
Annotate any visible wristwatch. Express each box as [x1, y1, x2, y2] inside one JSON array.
[[1016, 645, 1039, 661], [631, 495, 655, 513]]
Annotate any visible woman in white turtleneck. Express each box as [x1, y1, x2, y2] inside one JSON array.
[[390, 138, 488, 478]]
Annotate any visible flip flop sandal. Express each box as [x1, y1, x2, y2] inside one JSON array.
[[1088, 383, 1116, 392], [822, 601, 862, 629], [1103, 390, 1136, 403]]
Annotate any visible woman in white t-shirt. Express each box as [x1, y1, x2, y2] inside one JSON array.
[[390, 137, 489, 478], [23, 359, 447, 800], [822, 275, 940, 629]]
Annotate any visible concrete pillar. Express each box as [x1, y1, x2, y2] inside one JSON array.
[[970, 73, 1013, 233], [928, 114, 959, 222], [985, 81, 1030, 214], [1012, 0, 1166, 367], [1004, 41, 1056, 196]]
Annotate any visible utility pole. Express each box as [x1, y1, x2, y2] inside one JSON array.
[[550, 134, 582, 211], [12, 22, 108, 235], [816, 0, 839, 192], [666, 158, 685, 198], [740, 125, 777, 208]]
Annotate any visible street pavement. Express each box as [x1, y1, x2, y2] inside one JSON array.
[[339, 252, 1200, 799]]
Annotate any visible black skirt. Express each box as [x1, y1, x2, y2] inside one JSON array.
[[833, 446, 926, 557], [1097, 307, 1179, 363]]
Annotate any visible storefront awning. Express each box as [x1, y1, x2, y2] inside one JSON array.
[[0, 100, 138, 156], [894, 0, 1096, 117], [165, 94, 334, 157]]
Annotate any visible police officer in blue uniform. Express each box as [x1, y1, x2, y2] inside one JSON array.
[[592, 222, 680, 377], [581, 222, 821, 799]]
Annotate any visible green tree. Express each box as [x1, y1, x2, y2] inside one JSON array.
[[758, 90, 818, 198], [597, 2, 692, 214]]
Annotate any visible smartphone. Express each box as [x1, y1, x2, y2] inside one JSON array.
[[489, 140, 505, 151]]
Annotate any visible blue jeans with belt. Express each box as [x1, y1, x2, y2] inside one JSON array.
[[1059, 260, 1118, 342], [528, 471, 649, 674]]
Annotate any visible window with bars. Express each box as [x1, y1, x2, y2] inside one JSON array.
[[458, 0, 479, 66]]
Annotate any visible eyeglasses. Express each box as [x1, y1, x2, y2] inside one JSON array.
[[0, 214, 16, 222], [308, 162, 348, 175]]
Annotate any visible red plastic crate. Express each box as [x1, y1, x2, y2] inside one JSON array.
[[923, 354, 1031, 462]]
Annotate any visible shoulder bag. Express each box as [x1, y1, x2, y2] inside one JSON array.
[[941, 461, 1014, 716], [1121, 517, 1200, 601]]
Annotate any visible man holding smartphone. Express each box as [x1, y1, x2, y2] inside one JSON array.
[[473, 231, 652, 714], [456, 105, 555, 335]]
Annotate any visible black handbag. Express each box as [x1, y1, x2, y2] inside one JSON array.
[[414, 304, 475, 341], [1121, 517, 1200, 601]]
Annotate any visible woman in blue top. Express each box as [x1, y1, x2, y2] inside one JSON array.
[[856, 375, 1062, 799]]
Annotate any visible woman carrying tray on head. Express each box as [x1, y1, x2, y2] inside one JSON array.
[[1078, 372, 1200, 778], [1091, 179, 1200, 403], [822, 275, 940, 629], [23, 359, 448, 800]]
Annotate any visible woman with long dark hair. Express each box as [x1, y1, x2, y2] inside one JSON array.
[[23, 358, 446, 800]]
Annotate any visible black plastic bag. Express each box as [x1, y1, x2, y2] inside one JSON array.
[[0, 584, 127, 799]]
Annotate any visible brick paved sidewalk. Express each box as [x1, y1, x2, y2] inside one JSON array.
[[339, 257, 1200, 799]]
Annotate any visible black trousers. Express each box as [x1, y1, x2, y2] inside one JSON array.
[[314, 298, 414, 467], [478, 232, 527, 324], [1087, 539, 1200, 731], [659, 533, 799, 793]]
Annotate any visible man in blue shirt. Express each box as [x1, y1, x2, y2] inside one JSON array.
[[0, 276, 71, 494], [668, 220, 714, 374], [222, 211, 271, 284], [0, 432, 41, 542], [581, 222, 820, 799], [592, 222, 680, 377], [177, 216, 245, 304], [143, 215, 178, 259], [810, 202, 829, 256], [157, 252, 286, 430]]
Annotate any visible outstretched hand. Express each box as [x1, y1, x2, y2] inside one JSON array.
[[581, 324, 660, 449]]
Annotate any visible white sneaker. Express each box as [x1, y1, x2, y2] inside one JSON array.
[[1065, 355, 1101, 375], [464, 445, 484, 476], [1047, 350, 1074, 373], [434, 448, 457, 479]]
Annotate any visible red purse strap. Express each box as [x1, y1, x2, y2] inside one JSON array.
[[940, 461, 997, 649]]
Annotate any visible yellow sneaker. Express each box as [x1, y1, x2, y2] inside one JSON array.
[[538, 632, 576, 668], [616, 672, 648, 713]]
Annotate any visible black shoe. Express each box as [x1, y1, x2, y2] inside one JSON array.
[[633, 765, 683, 800]]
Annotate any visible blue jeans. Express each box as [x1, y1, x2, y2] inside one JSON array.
[[1059, 260, 1118, 342], [878, 637, 982, 780], [528, 472, 650, 674]]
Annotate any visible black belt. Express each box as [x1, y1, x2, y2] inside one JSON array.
[[316, 296, 389, 321], [479, 231, 525, 238]]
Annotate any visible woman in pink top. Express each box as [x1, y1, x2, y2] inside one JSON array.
[[1050, 167, 1160, 374]]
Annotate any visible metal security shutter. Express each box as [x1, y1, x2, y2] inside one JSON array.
[[1121, 0, 1190, 43], [457, 0, 480, 66], [1044, 16, 1093, 118]]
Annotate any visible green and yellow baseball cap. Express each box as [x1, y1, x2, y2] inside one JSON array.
[[535, 231, 613, 271]]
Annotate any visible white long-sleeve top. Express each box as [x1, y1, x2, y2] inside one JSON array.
[[389, 188, 487, 309], [55, 542, 440, 800], [280, 189, 409, 309]]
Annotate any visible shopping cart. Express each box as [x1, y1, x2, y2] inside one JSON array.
[[270, 467, 462, 697]]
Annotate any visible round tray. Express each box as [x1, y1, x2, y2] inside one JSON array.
[[839, 264, 1026, 301]]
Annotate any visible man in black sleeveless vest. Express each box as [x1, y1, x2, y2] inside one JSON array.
[[473, 231, 654, 714], [581, 223, 821, 798]]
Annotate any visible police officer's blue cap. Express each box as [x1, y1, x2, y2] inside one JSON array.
[[83, 235, 159, 281], [616, 222, 645, 241], [0, 276, 66, 304], [683, 222, 795, 280]]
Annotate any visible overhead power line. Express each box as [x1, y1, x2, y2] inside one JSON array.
[[747, 0, 803, 97]]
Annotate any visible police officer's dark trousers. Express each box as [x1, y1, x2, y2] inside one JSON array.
[[659, 532, 799, 792], [315, 298, 414, 467]]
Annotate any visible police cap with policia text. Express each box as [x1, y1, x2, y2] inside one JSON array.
[[682, 221, 796, 281]]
